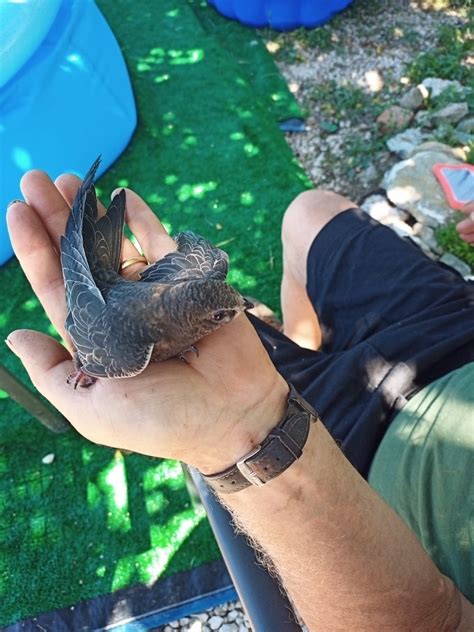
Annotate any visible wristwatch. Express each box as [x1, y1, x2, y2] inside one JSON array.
[[202, 384, 318, 493]]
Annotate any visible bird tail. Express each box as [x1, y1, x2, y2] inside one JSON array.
[[64, 157, 126, 284]]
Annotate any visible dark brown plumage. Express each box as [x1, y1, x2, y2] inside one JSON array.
[[60, 158, 250, 386]]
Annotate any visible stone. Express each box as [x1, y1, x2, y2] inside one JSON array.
[[399, 86, 425, 111], [421, 77, 464, 100], [42, 453, 55, 465], [169, 621, 179, 629], [440, 253, 472, 278], [227, 611, 239, 622], [415, 110, 434, 129], [360, 163, 380, 188], [383, 150, 462, 227], [195, 613, 209, 623], [220, 625, 238, 632], [209, 616, 224, 630], [432, 102, 469, 125], [238, 625, 250, 632], [377, 106, 413, 133], [214, 605, 228, 616], [453, 131, 473, 147], [365, 69, 384, 92], [386, 127, 427, 158], [179, 617, 190, 626], [361, 194, 410, 223], [457, 117, 474, 134], [408, 141, 459, 159], [413, 223, 443, 254]]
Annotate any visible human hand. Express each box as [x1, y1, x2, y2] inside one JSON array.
[[6, 171, 288, 473], [456, 201, 474, 244]]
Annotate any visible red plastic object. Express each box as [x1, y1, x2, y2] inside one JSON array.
[[433, 163, 474, 210]]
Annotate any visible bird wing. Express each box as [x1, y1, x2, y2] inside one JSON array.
[[61, 159, 151, 379], [76, 328, 155, 379], [83, 189, 126, 275], [60, 158, 106, 328], [139, 231, 228, 283]]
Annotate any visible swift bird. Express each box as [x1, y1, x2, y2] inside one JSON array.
[[60, 158, 251, 387]]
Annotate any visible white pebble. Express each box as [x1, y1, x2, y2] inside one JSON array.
[[220, 624, 238, 632], [42, 453, 55, 465], [208, 615, 224, 630]]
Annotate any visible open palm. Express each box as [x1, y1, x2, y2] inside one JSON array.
[[6, 171, 287, 474]]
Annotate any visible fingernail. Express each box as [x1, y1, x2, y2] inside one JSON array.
[[5, 338, 14, 351], [7, 199, 24, 208]]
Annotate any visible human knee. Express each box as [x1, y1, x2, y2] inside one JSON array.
[[281, 189, 354, 283]]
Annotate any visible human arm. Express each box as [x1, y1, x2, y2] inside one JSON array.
[[6, 172, 473, 631]]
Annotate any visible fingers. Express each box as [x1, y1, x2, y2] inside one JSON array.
[[20, 170, 70, 248], [7, 201, 69, 340], [457, 213, 474, 244], [6, 330, 77, 413], [116, 188, 176, 262]]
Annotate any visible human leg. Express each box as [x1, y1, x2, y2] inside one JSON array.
[[280, 189, 356, 349]]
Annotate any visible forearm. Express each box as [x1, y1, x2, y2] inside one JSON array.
[[217, 421, 471, 631]]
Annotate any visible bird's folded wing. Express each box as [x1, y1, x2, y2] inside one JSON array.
[[139, 231, 228, 283], [83, 190, 126, 274], [77, 337, 155, 379]]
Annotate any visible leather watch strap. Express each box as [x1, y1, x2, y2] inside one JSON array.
[[202, 384, 318, 493]]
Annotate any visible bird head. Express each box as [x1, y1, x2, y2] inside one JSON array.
[[184, 279, 252, 337]]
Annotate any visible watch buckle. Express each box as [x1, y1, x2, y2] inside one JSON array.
[[237, 445, 265, 486]]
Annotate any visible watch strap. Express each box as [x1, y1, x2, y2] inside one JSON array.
[[202, 384, 318, 493]]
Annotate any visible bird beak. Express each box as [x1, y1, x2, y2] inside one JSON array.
[[243, 298, 254, 310]]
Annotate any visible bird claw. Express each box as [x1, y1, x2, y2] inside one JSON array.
[[66, 369, 96, 389], [179, 345, 199, 363]]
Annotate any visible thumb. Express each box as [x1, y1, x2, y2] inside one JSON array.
[[6, 330, 73, 401]]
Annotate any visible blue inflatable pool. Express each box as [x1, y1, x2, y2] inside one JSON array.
[[0, 0, 136, 266], [208, 0, 354, 30]]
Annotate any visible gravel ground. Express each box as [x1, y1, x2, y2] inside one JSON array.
[[158, 2, 470, 630], [153, 600, 251, 632], [264, 0, 467, 201]]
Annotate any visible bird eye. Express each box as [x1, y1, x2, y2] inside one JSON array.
[[212, 309, 236, 322]]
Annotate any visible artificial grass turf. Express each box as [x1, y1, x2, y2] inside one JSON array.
[[0, 0, 309, 625]]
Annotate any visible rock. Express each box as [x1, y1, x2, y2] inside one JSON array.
[[195, 613, 209, 623], [383, 150, 462, 227], [413, 223, 443, 254], [386, 128, 427, 158], [360, 163, 380, 188], [361, 195, 410, 223], [227, 611, 239, 622], [42, 453, 55, 465], [439, 253, 472, 278], [457, 117, 474, 134], [220, 625, 238, 632], [168, 621, 179, 629], [453, 131, 473, 148], [415, 110, 434, 129], [365, 69, 384, 92], [399, 86, 425, 111], [433, 102, 469, 125], [209, 616, 224, 630], [214, 605, 228, 616], [238, 625, 250, 632], [179, 617, 190, 626], [408, 141, 460, 159], [377, 106, 413, 133], [421, 77, 464, 100]]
